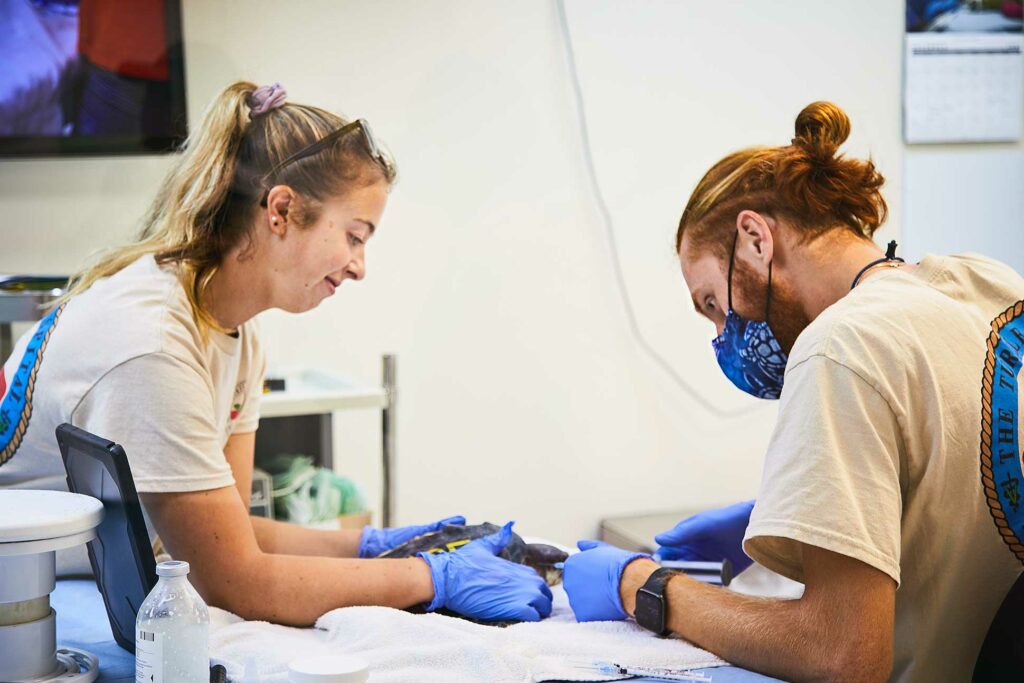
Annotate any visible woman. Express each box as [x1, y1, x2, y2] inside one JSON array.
[[0, 82, 552, 626]]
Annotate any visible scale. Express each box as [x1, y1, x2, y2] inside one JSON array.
[[0, 489, 104, 682]]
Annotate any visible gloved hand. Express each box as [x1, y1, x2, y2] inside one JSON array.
[[563, 540, 647, 622], [654, 499, 755, 574], [358, 515, 466, 558], [419, 521, 553, 622]]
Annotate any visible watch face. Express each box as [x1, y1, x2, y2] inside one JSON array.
[[635, 587, 665, 635]]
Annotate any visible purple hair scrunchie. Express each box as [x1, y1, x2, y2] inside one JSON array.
[[247, 83, 287, 120]]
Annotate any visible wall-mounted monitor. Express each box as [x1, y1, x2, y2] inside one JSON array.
[[0, 0, 187, 158]]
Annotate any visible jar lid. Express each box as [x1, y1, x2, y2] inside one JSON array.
[[288, 655, 369, 683], [156, 560, 190, 577]]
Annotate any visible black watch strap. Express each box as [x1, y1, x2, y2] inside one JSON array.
[[634, 567, 680, 636]]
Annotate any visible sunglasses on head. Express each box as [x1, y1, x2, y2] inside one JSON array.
[[258, 118, 393, 207]]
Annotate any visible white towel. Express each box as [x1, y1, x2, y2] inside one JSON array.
[[210, 586, 725, 682]]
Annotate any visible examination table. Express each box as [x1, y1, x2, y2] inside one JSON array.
[[53, 579, 780, 682], [53, 425, 781, 681]]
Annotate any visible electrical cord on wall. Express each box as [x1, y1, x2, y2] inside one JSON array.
[[555, 0, 761, 419]]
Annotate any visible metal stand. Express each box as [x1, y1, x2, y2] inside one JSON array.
[[0, 323, 11, 366], [381, 354, 397, 527], [0, 290, 63, 364], [255, 357, 398, 528]]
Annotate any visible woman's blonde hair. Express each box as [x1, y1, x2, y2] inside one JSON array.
[[676, 101, 887, 259], [59, 81, 396, 334]]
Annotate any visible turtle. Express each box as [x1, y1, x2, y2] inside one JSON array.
[[378, 522, 569, 625], [378, 522, 568, 586]]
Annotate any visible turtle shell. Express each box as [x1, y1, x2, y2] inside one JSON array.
[[378, 523, 567, 585]]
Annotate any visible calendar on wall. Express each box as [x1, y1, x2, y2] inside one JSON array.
[[904, 32, 1023, 143]]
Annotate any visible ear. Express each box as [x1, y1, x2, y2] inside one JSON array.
[[735, 210, 775, 269], [265, 185, 296, 237]]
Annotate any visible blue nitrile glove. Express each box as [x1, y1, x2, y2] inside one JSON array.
[[654, 499, 755, 574], [563, 540, 647, 622], [358, 515, 466, 558], [419, 521, 553, 622]]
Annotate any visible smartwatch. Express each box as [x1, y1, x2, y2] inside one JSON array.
[[634, 567, 680, 637]]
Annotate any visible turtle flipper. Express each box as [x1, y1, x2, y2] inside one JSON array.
[[523, 543, 569, 586]]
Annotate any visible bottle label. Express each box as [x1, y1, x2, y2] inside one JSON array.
[[136, 629, 164, 683]]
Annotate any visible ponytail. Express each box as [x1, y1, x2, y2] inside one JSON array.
[[144, 81, 253, 332]]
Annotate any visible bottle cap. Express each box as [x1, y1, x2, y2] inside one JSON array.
[[155, 560, 190, 577], [288, 655, 369, 683]]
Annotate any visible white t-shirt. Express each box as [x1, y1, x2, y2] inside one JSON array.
[[744, 254, 1024, 682], [0, 255, 264, 495]]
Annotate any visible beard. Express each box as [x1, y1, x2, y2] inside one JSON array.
[[730, 256, 811, 356]]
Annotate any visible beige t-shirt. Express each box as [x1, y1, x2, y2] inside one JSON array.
[[744, 253, 1024, 682], [0, 254, 264, 495]]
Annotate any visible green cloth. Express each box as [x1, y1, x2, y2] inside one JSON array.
[[264, 454, 366, 524]]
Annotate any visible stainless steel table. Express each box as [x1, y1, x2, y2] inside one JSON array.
[[0, 286, 65, 363], [601, 508, 710, 552]]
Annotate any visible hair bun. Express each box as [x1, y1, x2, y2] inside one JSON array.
[[793, 101, 850, 158]]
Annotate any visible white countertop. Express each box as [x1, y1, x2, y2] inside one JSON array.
[[260, 367, 388, 418]]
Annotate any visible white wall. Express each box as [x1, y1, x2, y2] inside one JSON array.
[[899, 32, 1024, 271], [0, 0, 904, 545], [903, 146, 1024, 273]]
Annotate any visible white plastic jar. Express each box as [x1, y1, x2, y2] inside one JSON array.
[[288, 655, 370, 683]]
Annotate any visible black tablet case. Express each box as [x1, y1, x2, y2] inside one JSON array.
[[57, 423, 157, 653]]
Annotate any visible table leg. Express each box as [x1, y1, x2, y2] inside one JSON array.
[[382, 354, 396, 527], [1, 322, 12, 364]]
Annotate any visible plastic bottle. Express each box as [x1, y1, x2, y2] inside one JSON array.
[[136, 560, 210, 683]]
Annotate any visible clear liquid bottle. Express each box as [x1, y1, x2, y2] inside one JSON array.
[[136, 560, 210, 683]]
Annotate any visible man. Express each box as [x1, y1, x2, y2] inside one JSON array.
[[562, 101, 1024, 682]]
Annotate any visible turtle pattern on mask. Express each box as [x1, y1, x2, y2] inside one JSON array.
[[712, 308, 788, 400]]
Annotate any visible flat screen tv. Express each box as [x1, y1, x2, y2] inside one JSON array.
[[0, 0, 187, 157]]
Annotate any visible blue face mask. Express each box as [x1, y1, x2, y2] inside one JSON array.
[[711, 234, 788, 400]]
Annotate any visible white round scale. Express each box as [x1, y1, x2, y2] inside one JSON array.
[[0, 490, 104, 683]]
